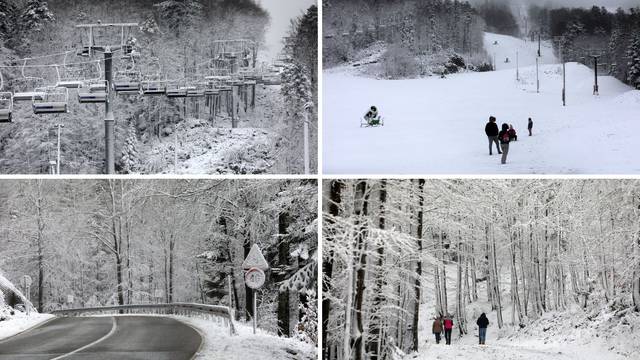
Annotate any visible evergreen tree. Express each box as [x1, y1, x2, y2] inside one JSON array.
[[153, 0, 203, 37], [19, 0, 53, 33], [626, 33, 640, 89], [0, 0, 17, 39], [121, 121, 140, 174], [281, 62, 313, 121]]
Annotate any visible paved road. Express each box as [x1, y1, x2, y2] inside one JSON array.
[[0, 316, 202, 360]]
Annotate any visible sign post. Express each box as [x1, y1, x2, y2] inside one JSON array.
[[242, 244, 269, 334]]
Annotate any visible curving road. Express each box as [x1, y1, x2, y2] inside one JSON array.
[[0, 316, 202, 360]]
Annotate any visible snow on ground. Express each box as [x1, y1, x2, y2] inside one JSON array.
[[410, 264, 637, 360], [176, 316, 316, 360], [142, 118, 278, 174], [0, 272, 53, 341], [0, 312, 54, 341], [323, 32, 640, 174]]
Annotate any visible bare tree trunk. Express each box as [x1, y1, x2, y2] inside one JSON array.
[[323, 180, 341, 360], [277, 212, 291, 337], [411, 179, 425, 351], [352, 180, 370, 360], [34, 181, 45, 313], [369, 180, 388, 359]]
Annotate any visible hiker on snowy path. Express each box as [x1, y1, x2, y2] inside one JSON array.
[[508, 124, 517, 141], [443, 315, 454, 345], [499, 123, 511, 164], [476, 313, 490, 345], [432, 317, 443, 344], [528, 117, 533, 136], [485, 116, 501, 156]]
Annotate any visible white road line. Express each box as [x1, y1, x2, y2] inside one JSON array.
[[51, 316, 117, 360]]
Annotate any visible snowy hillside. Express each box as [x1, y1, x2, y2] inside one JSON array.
[[323, 32, 640, 174]]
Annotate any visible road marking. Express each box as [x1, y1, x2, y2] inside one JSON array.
[[51, 316, 117, 360]]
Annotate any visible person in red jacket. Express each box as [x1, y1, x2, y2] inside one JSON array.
[[443, 315, 454, 345]]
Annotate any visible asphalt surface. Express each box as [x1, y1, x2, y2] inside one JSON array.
[[0, 316, 202, 360]]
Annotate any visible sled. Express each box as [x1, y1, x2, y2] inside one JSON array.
[[361, 116, 384, 128]]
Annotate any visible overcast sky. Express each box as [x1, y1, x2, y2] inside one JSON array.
[[258, 0, 317, 62]]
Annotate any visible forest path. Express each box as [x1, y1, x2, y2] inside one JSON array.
[[412, 342, 576, 360], [0, 316, 202, 360]]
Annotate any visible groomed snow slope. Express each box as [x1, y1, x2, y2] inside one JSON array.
[[323, 32, 640, 174]]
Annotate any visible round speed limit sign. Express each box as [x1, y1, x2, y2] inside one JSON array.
[[245, 267, 266, 289]]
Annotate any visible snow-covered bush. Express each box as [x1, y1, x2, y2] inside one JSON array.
[[381, 43, 419, 79]]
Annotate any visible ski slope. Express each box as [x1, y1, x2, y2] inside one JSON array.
[[323, 32, 640, 174]]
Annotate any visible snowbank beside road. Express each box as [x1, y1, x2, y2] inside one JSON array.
[[0, 312, 54, 342], [176, 316, 316, 360]]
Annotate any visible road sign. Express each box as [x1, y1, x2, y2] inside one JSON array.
[[242, 244, 269, 271], [245, 268, 266, 289]]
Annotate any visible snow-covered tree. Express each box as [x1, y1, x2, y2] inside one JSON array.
[[19, 0, 53, 33], [625, 33, 640, 89], [121, 121, 140, 174]]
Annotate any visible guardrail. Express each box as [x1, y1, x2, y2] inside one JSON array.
[[51, 302, 237, 336]]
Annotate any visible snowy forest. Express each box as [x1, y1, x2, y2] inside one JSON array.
[[323, 0, 490, 78], [527, 4, 640, 89], [0, 0, 318, 174], [323, 179, 640, 359], [0, 179, 318, 346]]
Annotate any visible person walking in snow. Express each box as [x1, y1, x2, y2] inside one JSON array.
[[476, 313, 490, 345], [432, 317, 443, 344], [508, 124, 517, 141], [528, 117, 533, 136], [498, 123, 511, 164], [485, 116, 501, 156], [443, 315, 454, 345]]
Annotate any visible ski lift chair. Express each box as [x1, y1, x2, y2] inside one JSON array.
[[78, 80, 108, 103], [186, 85, 205, 98], [204, 82, 220, 96], [141, 80, 166, 95], [33, 87, 68, 114], [165, 83, 188, 98], [261, 74, 281, 86], [0, 92, 13, 123], [13, 86, 46, 101], [112, 70, 141, 95], [11, 66, 46, 101]]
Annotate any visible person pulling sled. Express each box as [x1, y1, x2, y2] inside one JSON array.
[[362, 106, 384, 127]]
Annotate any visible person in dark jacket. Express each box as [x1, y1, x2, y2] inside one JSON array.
[[476, 313, 490, 345], [432, 317, 443, 344], [443, 315, 454, 345], [498, 123, 510, 164], [508, 124, 517, 141], [485, 116, 501, 155], [528, 117, 533, 136]]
